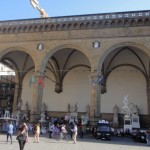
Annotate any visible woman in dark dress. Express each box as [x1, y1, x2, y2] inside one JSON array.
[[16, 123, 27, 150]]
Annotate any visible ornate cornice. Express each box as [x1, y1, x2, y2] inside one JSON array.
[[0, 10, 150, 34]]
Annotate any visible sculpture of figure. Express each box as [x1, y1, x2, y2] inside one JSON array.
[[85, 104, 90, 114], [74, 102, 78, 113], [25, 102, 29, 113], [41, 102, 47, 112], [41, 111, 46, 121], [67, 103, 71, 112], [81, 113, 89, 125], [40, 102, 47, 121], [4, 108, 10, 118], [16, 98, 23, 111], [30, 0, 48, 18], [122, 94, 130, 118], [132, 104, 139, 116], [113, 105, 118, 116]]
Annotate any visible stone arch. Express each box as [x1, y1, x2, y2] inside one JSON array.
[[98, 42, 150, 116], [56, 24, 61, 30], [98, 42, 150, 74], [131, 20, 137, 26], [68, 23, 72, 30], [85, 22, 91, 28], [0, 47, 36, 68], [92, 22, 98, 28], [0, 47, 36, 113], [80, 23, 84, 29], [111, 20, 116, 26], [137, 19, 143, 25], [144, 18, 150, 25], [40, 44, 91, 74], [98, 21, 103, 28], [117, 20, 123, 26], [74, 23, 79, 29], [104, 21, 110, 27], [44, 24, 49, 31]]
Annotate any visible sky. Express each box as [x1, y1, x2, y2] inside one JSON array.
[[0, 0, 150, 21]]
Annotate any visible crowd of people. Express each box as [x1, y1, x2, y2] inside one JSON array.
[[2, 117, 150, 150], [4, 117, 80, 150]]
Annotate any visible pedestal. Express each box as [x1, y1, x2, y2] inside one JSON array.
[[131, 115, 140, 129], [113, 115, 119, 127], [124, 118, 132, 132]]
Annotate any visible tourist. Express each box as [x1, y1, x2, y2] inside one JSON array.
[[6, 121, 13, 144], [72, 123, 78, 144], [23, 123, 29, 143], [16, 123, 27, 150], [34, 123, 40, 143], [53, 124, 60, 140], [49, 122, 54, 138], [146, 128, 150, 146], [61, 124, 68, 141]]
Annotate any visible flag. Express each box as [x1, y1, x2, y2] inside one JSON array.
[[97, 75, 104, 84], [29, 75, 36, 87], [38, 76, 44, 88]]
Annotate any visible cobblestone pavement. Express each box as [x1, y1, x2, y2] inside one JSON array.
[[0, 133, 149, 150]]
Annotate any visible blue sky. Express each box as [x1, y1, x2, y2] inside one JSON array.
[[0, 0, 150, 21]]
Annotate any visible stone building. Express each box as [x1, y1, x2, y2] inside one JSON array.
[[0, 10, 150, 126]]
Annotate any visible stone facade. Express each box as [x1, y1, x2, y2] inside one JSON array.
[[0, 10, 150, 125]]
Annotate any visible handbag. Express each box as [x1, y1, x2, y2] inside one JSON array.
[[16, 134, 26, 141]]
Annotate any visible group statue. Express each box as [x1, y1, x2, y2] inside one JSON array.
[[122, 94, 139, 118], [122, 95, 130, 118]]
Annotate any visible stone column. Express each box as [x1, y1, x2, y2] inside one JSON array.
[[12, 84, 19, 112], [147, 62, 150, 115], [89, 72, 101, 119], [30, 73, 44, 122], [90, 84, 96, 118], [95, 83, 101, 117]]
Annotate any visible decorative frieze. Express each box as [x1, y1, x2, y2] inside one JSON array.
[[0, 10, 150, 34]]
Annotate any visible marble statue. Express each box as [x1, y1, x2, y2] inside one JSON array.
[[41, 102, 47, 112], [113, 104, 118, 116], [40, 102, 47, 121], [4, 108, 10, 118], [113, 105, 119, 127], [85, 104, 90, 114], [67, 103, 71, 112], [25, 102, 29, 113], [122, 95, 130, 118], [16, 98, 23, 111], [81, 113, 89, 125], [74, 102, 78, 112]]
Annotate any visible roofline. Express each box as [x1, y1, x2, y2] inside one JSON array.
[[0, 9, 150, 22]]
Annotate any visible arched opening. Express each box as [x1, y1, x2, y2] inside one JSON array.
[[98, 45, 150, 126], [0, 50, 35, 121], [40, 48, 91, 116]]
